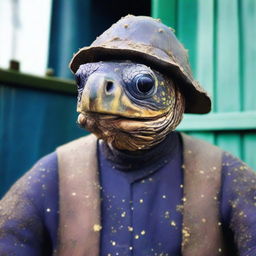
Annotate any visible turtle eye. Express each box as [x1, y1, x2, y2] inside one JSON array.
[[129, 74, 155, 98], [75, 74, 83, 91], [75, 73, 86, 102], [136, 75, 155, 94]]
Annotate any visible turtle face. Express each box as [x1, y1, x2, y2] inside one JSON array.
[[76, 61, 185, 151]]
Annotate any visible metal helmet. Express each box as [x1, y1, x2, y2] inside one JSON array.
[[69, 15, 211, 114]]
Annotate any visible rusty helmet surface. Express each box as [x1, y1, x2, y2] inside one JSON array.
[[70, 15, 211, 114]]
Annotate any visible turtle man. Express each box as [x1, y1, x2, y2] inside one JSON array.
[[0, 15, 256, 256]]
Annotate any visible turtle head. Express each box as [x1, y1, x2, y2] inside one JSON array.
[[70, 15, 211, 151], [76, 60, 185, 151]]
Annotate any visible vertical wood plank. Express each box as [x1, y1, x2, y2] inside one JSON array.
[[176, 0, 198, 74], [240, 0, 256, 111], [215, 0, 240, 112], [151, 0, 254, 165], [175, 0, 199, 143], [192, 1, 216, 148], [151, 0, 177, 29], [196, 0, 214, 99], [177, 1, 215, 145], [215, 0, 241, 158], [216, 133, 242, 158], [188, 132, 215, 145], [240, 0, 256, 169], [243, 133, 256, 170]]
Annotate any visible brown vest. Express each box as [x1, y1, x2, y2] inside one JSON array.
[[55, 133, 226, 256]]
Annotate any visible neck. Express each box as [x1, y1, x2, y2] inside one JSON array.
[[99, 131, 179, 172]]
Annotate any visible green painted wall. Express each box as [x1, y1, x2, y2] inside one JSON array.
[[152, 0, 256, 169]]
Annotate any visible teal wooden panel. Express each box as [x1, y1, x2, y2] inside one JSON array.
[[216, 135, 241, 159], [179, 111, 256, 131], [215, 0, 241, 159], [176, 0, 198, 74], [215, 0, 240, 112], [196, 0, 214, 99], [153, 1, 256, 167], [241, 0, 256, 111], [216, 133, 242, 159], [0, 85, 86, 197], [243, 133, 256, 169], [151, 0, 177, 28], [240, 0, 256, 170], [188, 132, 215, 145]]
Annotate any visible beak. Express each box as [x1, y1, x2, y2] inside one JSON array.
[[77, 73, 122, 114]]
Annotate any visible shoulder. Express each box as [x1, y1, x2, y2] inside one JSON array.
[[221, 152, 256, 198], [220, 151, 256, 224], [179, 132, 223, 155], [222, 152, 256, 206], [56, 133, 97, 155], [220, 153, 256, 253], [24, 152, 59, 213], [26, 152, 58, 183], [1, 152, 59, 215], [0, 152, 59, 254]]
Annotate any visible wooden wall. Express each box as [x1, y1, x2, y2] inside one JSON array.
[[152, 0, 256, 169]]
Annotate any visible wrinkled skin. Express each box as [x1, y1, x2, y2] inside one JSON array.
[[76, 61, 185, 151]]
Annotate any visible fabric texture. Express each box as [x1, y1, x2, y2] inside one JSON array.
[[99, 131, 183, 255], [55, 132, 225, 255], [0, 132, 256, 255], [56, 134, 100, 256], [181, 133, 225, 256]]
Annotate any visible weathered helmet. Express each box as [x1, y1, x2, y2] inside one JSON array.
[[70, 15, 211, 114]]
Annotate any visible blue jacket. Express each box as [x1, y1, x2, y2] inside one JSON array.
[[0, 132, 256, 255]]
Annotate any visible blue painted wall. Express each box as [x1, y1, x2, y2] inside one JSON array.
[[0, 84, 85, 196]]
